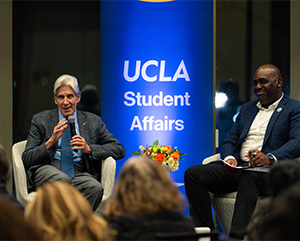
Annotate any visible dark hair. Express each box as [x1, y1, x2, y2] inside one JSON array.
[[267, 160, 300, 197], [252, 183, 300, 240], [0, 144, 10, 185], [246, 160, 300, 240], [0, 194, 42, 240]]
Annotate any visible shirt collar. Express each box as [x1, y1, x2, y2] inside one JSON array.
[[58, 109, 78, 123], [256, 93, 283, 111]]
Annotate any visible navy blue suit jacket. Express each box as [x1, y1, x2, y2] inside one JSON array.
[[221, 95, 300, 164]]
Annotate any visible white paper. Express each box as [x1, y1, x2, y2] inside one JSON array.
[[219, 158, 265, 170]]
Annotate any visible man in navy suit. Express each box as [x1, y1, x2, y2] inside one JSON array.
[[184, 64, 300, 239], [22, 74, 126, 211]]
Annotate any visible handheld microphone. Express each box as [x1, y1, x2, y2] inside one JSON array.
[[67, 116, 78, 151]]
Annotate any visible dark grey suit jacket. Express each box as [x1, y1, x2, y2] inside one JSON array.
[[222, 95, 300, 163], [22, 108, 126, 191]]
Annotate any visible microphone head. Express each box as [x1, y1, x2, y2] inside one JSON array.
[[67, 116, 75, 123]]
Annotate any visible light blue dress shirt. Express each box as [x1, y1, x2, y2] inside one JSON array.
[[53, 109, 83, 168]]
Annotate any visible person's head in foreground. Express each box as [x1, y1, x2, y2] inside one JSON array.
[[249, 183, 300, 240], [267, 160, 300, 197], [25, 181, 114, 241], [0, 144, 10, 186], [246, 160, 300, 240], [0, 194, 42, 240], [103, 156, 186, 220]]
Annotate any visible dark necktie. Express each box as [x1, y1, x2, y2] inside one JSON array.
[[60, 124, 74, 179]]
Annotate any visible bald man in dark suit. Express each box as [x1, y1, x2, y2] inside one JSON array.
[[185, 64, 300, 239]]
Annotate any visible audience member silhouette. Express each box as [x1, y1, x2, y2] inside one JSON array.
[[25, 181, 114, 241], [103, 156, 195, 240], [0, 195, 42, 240], [246, 160, 300, 240], [0, 143, 24, 210], [247, 182, 300, 240]]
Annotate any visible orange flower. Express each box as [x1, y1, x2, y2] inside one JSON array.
[[133, 140, 185, 173], [170, 151, 180, 161], [165, 146, 172, 153], [155, 153, 166, 163]]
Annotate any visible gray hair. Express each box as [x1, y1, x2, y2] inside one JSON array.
[[53, 74, 80, 96]]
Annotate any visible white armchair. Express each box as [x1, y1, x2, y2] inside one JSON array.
[[203, 154, 270, 236], [94, 156, 116, 215], [11, 140, 37, 207], [11, 140, 116, 214]]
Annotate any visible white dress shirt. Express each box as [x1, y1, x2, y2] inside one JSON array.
[[225, 93, 283, 163]]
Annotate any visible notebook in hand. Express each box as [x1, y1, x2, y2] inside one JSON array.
[[219, 158, 263, 169]]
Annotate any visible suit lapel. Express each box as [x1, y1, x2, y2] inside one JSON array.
[[77, 111, 92, 172], [263, 96, 288, 146], [239, 104, 259, 143], [49, 109, 59, 128], [49, 109, 59, 150], [77, 111, 89, 141]]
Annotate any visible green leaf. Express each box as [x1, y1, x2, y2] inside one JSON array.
[[132, 151, 142, 156]]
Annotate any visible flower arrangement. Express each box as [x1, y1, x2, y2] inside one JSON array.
[[133, 140, 186, 172]]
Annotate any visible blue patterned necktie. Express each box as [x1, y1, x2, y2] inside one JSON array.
[[60, 124, 74, 179]]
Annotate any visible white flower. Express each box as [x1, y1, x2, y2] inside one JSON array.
[[135, 141, 183, 172]]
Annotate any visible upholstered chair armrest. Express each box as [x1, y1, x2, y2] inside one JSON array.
[[202, 153, 220, 165]]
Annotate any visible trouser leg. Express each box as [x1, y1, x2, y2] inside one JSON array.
[[72, 165, 103, 212], [184, 163, 241, 229], [32, 162, 103, 211], [230, 170, 268, 235], [32, 162, 71, 189]]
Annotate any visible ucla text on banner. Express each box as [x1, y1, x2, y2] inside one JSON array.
[[101, 0, 214, 208]]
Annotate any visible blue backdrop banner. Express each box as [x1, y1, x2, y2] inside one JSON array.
[[101, 0, 214, 213]]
